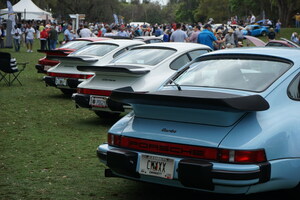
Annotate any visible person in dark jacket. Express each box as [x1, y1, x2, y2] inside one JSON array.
[[267, 28, 276, 41]]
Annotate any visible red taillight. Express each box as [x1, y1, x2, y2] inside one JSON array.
[[39, 59, 59, 66], [47, 72, 94, 79], [77, 88, 112, 96], [107, 133, 267, 164], [120, 136, 218, 160], [234, 150, 266, 163], [218, 149, 267, 163], [108, 134, 122, 146]]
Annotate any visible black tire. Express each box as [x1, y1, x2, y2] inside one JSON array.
[[261, 31, 267, 37], [94, 111, 120, 120]]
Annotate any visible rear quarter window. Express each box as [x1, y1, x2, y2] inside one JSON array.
[[288, 73, 300, 100]]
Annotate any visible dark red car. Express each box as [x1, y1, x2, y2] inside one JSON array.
[[265, 38, 300, 48], [36, 37, 111, 74], [244, 35, 300, 48]]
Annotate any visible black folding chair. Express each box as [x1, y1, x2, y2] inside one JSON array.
[[0, 52, 28, 86]]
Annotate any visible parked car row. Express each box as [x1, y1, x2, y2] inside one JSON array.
[[37, 37, 300, 195], [44, 39, 146, 95], [73, 42, 211, 118], [36, 37, 111, 74], [36, 36, 164, 74]]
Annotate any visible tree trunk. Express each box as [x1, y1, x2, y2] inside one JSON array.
[[277, 0, 296, 27]]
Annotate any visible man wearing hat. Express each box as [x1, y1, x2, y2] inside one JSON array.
[[235, 26, 244, 45], [224, 29, 235, 48], [215, 29, 225, 49], [197, 24, 224, 50]]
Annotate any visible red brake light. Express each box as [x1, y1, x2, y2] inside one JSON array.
[[107, 133, 267, 164], [39, 59, 59, 66], [234, 150, 266, 163], [219, 149, 266, 163], [47, 72, 93, 79], [77, 88, 112, 96], [120, 136, 218, 160], [108, 134, 121, 146]]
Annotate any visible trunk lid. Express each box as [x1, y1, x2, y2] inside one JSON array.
[[77, 65, 150, 90], [110, 89, 269, 147]]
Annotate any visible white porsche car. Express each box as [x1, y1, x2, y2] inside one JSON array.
[[43, 39, 145, 95], [72, 42, 212, 118]]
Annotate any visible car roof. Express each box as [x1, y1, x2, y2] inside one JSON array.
[[86, 39, 145, 46], [134, 36, 162, 40], [74, 37, 111, 42], [199, 47, 300, 62], [132, 42, 212, 51], [246, 24, 260, 27]]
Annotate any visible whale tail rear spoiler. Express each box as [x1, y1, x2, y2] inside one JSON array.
[[38, 49, 70, 56], [47, 55, 99, 63], [109, 89, 270, 112], [77, 65, 150, 75]]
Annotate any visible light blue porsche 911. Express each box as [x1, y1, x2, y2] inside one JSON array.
[[97, 47, 300, 194]]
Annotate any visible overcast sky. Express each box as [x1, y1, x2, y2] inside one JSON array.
[[151, 0, 168, 5]]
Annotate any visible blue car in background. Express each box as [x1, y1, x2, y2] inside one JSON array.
[[243, 24, 269, 36], [97, 47, 300, 195]]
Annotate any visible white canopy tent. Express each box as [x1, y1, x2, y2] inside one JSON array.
[[0, 0, 52, 21]]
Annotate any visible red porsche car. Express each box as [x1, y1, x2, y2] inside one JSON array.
[[35, 37, 111, 74]]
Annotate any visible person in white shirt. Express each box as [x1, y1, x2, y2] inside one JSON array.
[[103, 28, 116, 36], [250, 14, 256, 24], [79, 25, 93, 38], [25, 24, 36, 52], [11, 25, 22, 52]]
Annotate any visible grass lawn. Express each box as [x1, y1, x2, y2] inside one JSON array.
[[0, 29, 299, 200]]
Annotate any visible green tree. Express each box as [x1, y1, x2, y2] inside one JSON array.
[[229, 0, 278, 24], [276, 0, 300, 27], [161, 3, 177, 23], [194, 0, 230, 23], [175, 0, 199, 23]]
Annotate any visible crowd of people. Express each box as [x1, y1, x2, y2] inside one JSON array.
[[0, 14, 300, 53], [0, 22, 62, 52]]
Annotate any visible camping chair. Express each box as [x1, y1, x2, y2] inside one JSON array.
[[0, 52, 28, 86]]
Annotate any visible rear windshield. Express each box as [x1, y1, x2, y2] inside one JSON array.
[[174, 58, 291, 92], [70, 44, 119, 56], [112, 48, 176, 66], [60, 40, 91, 49], [266, 42, 287, 47]]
